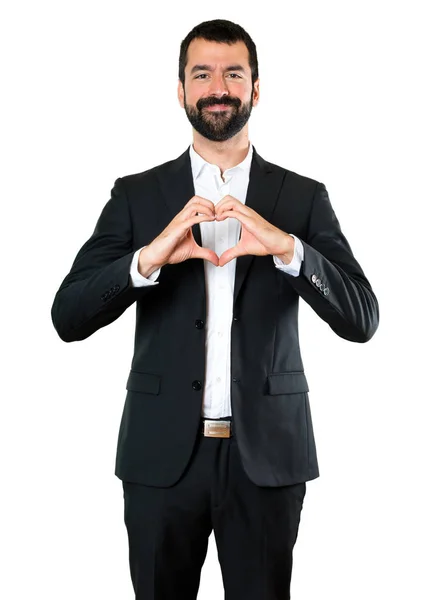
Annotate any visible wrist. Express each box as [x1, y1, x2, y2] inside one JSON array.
[[138, 246, 162, 278], [275, 234, 295, 265]]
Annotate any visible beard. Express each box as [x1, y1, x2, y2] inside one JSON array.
[[183, 88, 253, 142]]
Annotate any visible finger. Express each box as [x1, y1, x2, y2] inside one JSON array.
[[186, 202, 215, 215], [214, 195, 236, 212], [192, 247, 220, 267], [183, 213, 216, 229], [215, 195, 246, 212], [215, 200, 252, 218], [218, 244, 245, 267], [169, 212, 215, 239], [181, 203, 216, 220], [215, 194, 236, 209], [215, 209, 255, 228], [187, 195, 216, 212], [164, 213, 215, 245]]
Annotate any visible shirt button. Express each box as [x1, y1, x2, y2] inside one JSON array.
[[217, 377, 221, 383], [218, 331, 223, 338]]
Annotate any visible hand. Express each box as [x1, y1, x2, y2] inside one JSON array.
[[215, 195, 293, 267], [139, 196, 219, 273]]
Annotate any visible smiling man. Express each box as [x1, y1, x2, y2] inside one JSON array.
[[182, 37, 256, 144], [51, 18, 379, 600]]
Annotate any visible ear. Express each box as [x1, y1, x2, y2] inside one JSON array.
[[177, 80, 185, 109], [252, 78, 260, 107]]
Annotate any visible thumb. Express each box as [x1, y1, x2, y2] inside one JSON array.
[[219, 244, 243, 267], [193, 246, 220, 267]]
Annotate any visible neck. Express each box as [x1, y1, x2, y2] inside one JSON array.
[[192, 128, 250, 175]]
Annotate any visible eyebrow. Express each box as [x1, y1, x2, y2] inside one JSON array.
[[190, 64, 246, 75]]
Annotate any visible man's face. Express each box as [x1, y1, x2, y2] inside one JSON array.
[[178, 38, 259, 142]]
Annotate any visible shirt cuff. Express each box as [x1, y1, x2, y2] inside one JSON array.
[[130, 247, 161, 287], [273, 234, 304, 277]]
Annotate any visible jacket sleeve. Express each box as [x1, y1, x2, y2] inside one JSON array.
[[282, 182, 379, 342], [51, 178, 155, 342]]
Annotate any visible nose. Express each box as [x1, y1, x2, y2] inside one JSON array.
[[207, 73, 230, 98]]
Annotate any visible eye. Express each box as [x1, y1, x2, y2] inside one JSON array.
[[194, 73, 242, 80]]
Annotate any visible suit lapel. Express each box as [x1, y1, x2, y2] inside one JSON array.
[[155, 147, 206, 296], [232, 147, 284, 305], [155, 145, 286, 307]]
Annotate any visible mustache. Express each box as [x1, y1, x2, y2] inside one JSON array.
[[197, 96, 241, 111]]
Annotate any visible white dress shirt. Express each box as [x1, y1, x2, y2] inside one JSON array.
[[129, 142, 304, 418]]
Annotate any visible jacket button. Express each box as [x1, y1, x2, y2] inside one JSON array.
[[233, 316, 239, 321], [195, 319, 204, 329], [192, 380, 202, 391]]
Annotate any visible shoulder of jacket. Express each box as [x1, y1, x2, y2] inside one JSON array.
[[256, 150, 321, 190], [117, 158, 171, 187], [117, 149, 187, 189], [268, 160, 320, 188]]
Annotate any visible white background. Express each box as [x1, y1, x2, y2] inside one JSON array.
[[1, 1, 423, 598]]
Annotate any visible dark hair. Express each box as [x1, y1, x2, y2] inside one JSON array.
[[178, 19, 259, 87]]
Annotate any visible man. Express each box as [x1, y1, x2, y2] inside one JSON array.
[[51, 18, 379, 600]]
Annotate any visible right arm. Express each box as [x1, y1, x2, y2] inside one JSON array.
[[130, 247, 161, 286], [51, 182, 216, 342], [51, 178, 155, 342]]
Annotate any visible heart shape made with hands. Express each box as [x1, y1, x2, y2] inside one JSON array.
[[198, 194, 293, 267]]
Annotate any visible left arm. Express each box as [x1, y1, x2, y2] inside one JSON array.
[[279, 182, 379, 343], [215, 186, 379, 343], [273, 234, 303, 277]]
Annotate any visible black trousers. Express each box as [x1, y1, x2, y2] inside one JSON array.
[[122, 417, 306, 599]]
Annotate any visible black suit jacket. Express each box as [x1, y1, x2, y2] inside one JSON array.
[[51, 145, 379, 487]]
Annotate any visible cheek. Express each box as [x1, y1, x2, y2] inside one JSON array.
[[183, 89, 201, 107]]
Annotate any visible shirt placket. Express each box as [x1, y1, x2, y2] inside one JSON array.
[[210, 168, 233, 415]]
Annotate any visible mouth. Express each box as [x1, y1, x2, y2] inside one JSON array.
[[205, 104, 233, 112]]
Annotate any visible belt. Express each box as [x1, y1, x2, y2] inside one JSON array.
[[199, 417, 233, 438]]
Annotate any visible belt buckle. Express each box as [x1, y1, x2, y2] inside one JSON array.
[[203, 419, 231, 438]]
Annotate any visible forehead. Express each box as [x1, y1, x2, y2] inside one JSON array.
[[185, 38, 250, 70]]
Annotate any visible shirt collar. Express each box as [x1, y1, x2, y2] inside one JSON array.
[[189, 142, 253, 181]]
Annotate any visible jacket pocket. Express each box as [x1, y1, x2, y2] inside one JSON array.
[[126, 370, 161, 395], [267, 371, 309, 395]]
